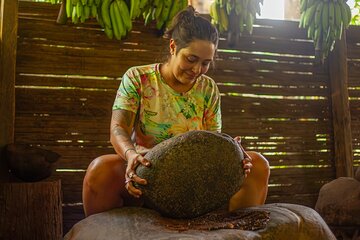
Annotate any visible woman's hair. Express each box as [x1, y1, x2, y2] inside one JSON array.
[[164, 6, 219, 54]]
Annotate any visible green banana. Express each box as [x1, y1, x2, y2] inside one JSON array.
[[101, 0, 112, 29], [154, 0, 164, 21], [226, 0, 234, 15], [72, 5, 78, 24], [334, 1, 342, 29], [160, 0, 172, 23], [110, 1, 121, 40], [321, 2, 329, 34], [303, 3, 317, 28], [208, 0, 262, 38], [181, 0, 188, 11], [91, 4, 97, 18], [308, 22, 322, 42], [139, 0, 148, 10], [104, 26, 114, 39], [336, 22, 343, 40], [80, 5, 86, 23], [300, 0, 308, 13], [219, 0, 224, 8], [117, 0, 132, 31], [114, 0, 126, 37], [210, 2, 219, 25], [328, 1, 335, 30], [234, 0, 242, 15], [166, 0, 182, 27], [84, 5, 91, 19], [144, 6, 153, 26], [76, 1, 83, 21], [219, 6, 229, 31], [66, 0, 72, 17], [130, 0, 140, 19], [340, 0, 351, 28], [245, 12, 254, 34], [299, 10, 306, 28], [96, 5, 105, 28], [238, 12, 244, 33]]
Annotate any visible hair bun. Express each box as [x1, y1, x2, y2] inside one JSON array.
[[164, 5, 219, 52]]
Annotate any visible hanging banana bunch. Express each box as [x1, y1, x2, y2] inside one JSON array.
[[299, 0, 352, 62], [65, 0, 104, 25], [64, 0, 137, 40], [63, 0, 188, 40], [209, 0, 263, 46], [141, 0, 188, 31]]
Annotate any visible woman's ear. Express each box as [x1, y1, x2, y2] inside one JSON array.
[[169, 39, 176, 55]]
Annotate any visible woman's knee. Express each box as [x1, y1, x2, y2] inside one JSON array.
[[247, 151, 270, 178], [84, 154, 125, 190]]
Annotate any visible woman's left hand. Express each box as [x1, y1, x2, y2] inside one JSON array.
[[234, 136, 252, 178]]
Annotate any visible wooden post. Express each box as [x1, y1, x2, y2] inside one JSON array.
[[0, 0, 18, 181], [328, 33, 354, 178], [0, 179, 63, 239]]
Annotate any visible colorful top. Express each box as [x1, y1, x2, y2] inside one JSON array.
[[113, 63, 222, 150]]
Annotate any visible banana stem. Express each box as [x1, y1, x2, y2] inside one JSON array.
[[57, 0, 68, 25]]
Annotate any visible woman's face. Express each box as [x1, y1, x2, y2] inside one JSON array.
[[169, 39, 216, 86]]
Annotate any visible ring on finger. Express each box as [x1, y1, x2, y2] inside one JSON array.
[[125, 179, 132, 184], [128, 172, 135, 179]]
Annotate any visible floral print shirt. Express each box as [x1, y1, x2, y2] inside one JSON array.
[[113, 63, 222, 150]]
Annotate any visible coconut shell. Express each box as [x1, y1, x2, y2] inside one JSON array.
[[135, 130, 244, 218]]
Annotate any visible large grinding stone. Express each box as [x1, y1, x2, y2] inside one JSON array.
[[135, 130, 244, 218], [64, 203, 337, 240]]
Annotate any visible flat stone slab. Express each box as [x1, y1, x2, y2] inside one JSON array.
[[64, 203, 336, 240]]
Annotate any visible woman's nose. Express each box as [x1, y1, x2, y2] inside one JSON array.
[[192, 63, 202, 75]]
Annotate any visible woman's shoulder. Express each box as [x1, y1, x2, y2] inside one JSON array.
[[197, 74, 218, 89], [126, 63, 159, 77]]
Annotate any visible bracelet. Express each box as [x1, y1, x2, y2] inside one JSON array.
[[124, 148, 136, 161]]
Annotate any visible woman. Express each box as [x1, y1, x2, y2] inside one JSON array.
[[82, 6, 270, 217]]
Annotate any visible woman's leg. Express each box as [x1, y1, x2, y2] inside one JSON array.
[[228, 151, 270, 211], [82, 154, 142, 217]]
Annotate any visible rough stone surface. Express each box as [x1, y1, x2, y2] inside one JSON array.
[[64, 203, 336, 240], [135, 130, 244, 218], [4, 144, 61, 182], [315, 177, 360, 226]]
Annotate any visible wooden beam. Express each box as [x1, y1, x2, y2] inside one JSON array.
[[0, 0, 18, 181], [328, 33, 354, 178]]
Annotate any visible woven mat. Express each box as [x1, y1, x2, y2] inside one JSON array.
[[155, 209, 271, 231]]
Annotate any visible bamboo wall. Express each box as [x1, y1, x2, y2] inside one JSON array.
[[14, 1, 359, 234], [347, 27, 360, 166]]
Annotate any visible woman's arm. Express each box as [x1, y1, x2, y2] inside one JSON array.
[[110, 109, 150, 198], [110, 109, 137, 160]]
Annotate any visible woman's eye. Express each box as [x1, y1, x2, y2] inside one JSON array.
[[187, 56, 196, 62]]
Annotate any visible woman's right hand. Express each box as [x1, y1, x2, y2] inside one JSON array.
[[124, 152, 151, 198]]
